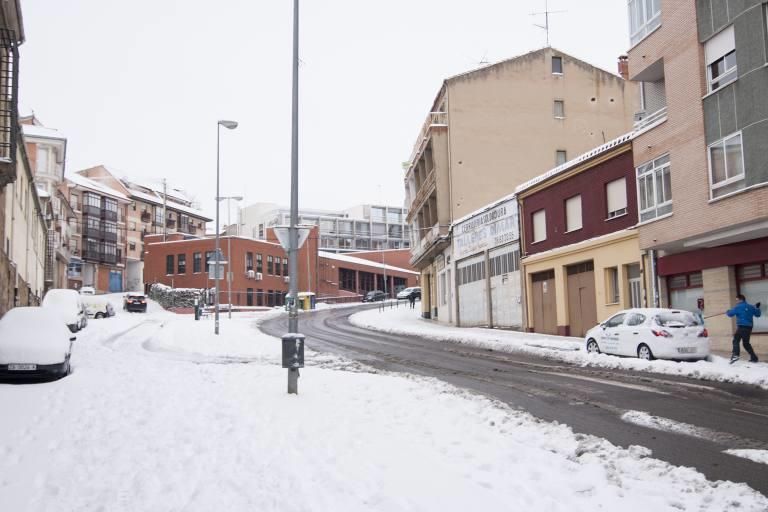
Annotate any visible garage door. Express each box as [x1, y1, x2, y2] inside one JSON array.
[[457, 254, 487, 327], [566, 261, 597, 338], [488, 246, 522, 329]]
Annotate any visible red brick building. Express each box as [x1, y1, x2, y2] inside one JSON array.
[[143, 228, 418, 305], [343, 249, 415, 273]]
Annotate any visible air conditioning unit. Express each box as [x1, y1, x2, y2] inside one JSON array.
[[255, 272, 263, 281], [284, 276, 290, 283], [246, 270, 256, 279]]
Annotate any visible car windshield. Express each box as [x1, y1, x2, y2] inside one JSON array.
[[655, 311, 702, 327], [128, 295, 145, 300]]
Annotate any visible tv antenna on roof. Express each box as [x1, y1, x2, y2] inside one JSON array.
[[530, 0, 566, 47]]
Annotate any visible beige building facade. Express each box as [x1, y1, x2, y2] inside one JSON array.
[[405, 47, 636, 321], [629, 0, 768, 355]]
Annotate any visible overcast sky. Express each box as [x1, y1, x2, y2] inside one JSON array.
[[20, 0, 629, 220]]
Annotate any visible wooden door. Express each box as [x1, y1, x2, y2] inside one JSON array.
[[531, 270, 557, 334], [566, 262, 597, 338]]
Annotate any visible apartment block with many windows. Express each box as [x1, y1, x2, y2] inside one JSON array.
[[406, 47, 636, 321], [629, 0, 768, 354]]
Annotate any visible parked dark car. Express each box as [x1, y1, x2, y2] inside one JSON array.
[[123, 294, 148, 313], [397, 287, 421, 301], [362, 290, 387, 303]]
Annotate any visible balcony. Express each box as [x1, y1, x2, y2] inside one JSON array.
[[82, 248, 101, 262], [166, 218, 176, 228], [103, 209, 117, 222], [83, 204, 101, 217], [408, 169, 436, 216], [633, 106, 668, 133], [100, 252, 118, 265], [409, 223, 449, 268], [140, 211, 151, 223], [408, 112, 447, 167]]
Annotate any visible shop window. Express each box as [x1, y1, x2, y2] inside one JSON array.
[[667, 271, 703, 313], [737, 263, 768, 331]]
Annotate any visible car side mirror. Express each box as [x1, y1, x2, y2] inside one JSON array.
[[69, 336, 76, 342], [600, 323, 607, 329]]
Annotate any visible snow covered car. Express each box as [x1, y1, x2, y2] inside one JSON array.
[[396, 287, 421, 300], [585, 308, 710, 361], [82, 296, 115, 319], [42, 288, 88, 333], [0, 307, 74, 380], [123, 294, 147, 313], [79, 286, 96, 296]]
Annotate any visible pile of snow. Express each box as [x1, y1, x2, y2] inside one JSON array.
[[350, 307, 768, 390], [148, 282, 204, 309], [0, 302, 766, 510]]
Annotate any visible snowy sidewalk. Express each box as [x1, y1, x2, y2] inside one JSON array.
[[0, 301, 766, 511], [349, 306, 768, 390]]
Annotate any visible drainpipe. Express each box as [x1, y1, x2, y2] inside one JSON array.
[[649, 249, 660, 307]]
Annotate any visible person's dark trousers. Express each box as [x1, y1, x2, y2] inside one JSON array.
[[733, 326, 758, 361]]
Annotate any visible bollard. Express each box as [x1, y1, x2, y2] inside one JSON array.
[[194, 298, 200, 321], [282, 333, 305, 394]]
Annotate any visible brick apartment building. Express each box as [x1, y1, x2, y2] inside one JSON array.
[[628, 0, 768, 352], [317, 251, 419, 300]]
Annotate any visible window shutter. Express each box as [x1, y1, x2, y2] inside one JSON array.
[[565, 195, 582, 232], [533, 210, 546, 242], [606, 178, 627, 214], [705, 25, 735, 65]]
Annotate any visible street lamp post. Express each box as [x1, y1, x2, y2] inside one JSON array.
[[215, 119, 238, 335]]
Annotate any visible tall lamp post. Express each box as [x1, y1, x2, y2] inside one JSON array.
[[215, 119, 238, 335], [218, 195, 243, 319]]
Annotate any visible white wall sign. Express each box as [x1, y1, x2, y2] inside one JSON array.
[[454, 199, 519, 260]]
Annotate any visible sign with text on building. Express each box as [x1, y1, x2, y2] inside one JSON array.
[[453, 198, 519, 260]]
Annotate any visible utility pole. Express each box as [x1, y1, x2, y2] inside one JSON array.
[[285, 0, 302, 394]]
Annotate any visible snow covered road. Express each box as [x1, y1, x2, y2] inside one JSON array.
[[1, 299, 766, 511]]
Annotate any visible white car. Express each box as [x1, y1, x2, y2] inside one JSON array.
[[82, 296, 115, 319], [585, 308, 710, 361], [79, 286, 96, 296], [42, 288, 88, 333], [0, 307, 74, 380]]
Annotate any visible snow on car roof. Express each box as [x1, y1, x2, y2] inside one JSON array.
[[0, 307, 72, 364]]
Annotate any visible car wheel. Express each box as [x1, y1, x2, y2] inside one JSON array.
[[95, 312, 104, 319], [637, 343, 655, 361], [586, 339, 600, 354]]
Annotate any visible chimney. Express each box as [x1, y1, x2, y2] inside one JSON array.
[[617, 55, 629, 80]]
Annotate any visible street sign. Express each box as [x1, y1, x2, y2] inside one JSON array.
[[273, 225, 312, 250]]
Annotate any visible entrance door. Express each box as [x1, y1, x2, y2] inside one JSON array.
[[566, 262, 596, 338], [247, 288, 254, 306], [628, 264, 642, 308], [108, 270, 123, 293], [531, 270, 557, 334]]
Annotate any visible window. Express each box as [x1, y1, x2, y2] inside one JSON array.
[[532, 210, 547, 243], [709, 132, 745, 199], [626, 313, 646, 326], [283, 258, 288, 274], [166, 255, 174, 275], [177, 254, 186, 274], [706, 26, 736, 92], [338, 221, 353, 234], [458, 261, 486, 286], [267, 255, 274, 275], [256, 289, 264, 307], [37, 146, 50, 175], [565, 195, 582, 232], [370, 207, 386, 222], [667, 271, 703, 313], [340, 268, 356, 291], [489, 250, 520, 277], [256, 254, 263, 273], [246, 252, 254, 271], [553, 100, 565, 119], [628, 0, 661, 46], [637, 154, 672, 222], [606, 178, 628, 219], [552, 56, 563, 74], [606, 267, 620, 304], [267, 290, 275, 307], [372, 223, 387, 236], [604, 313, 626, 328], [193, 252, 202, 273], [556, 150, 567, 166], [736, 263, 768, 332], [387, 210, 402, 224]]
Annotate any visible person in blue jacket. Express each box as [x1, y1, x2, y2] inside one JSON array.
[[726, 294, 761, 363]]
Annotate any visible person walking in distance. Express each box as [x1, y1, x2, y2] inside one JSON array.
[[408, 292, 416, 310], [726, 294, 761, 364]]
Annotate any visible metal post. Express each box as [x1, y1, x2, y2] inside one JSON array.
[[227, 197, 232, 319], [162, 178, 167, 242], [287, 0, 300, 394], [215, 123, 221, 335]]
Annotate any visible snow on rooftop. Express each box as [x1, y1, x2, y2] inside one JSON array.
[[319, 251, 418, 275], [66, 172, 129, 201], [516, 132, 634, 195], [21, 123, 66, 141], [128, 188, 212, 221]]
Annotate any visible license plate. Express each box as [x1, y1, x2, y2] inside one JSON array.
[[8, 363, 37, 371], [677, 347, 696, 354]]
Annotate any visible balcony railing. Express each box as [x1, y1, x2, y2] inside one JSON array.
[[166, 218, 176, 228], [633, 106, 668, 132], [140, 211, 151, 222], [408, 112, 447, 168]]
